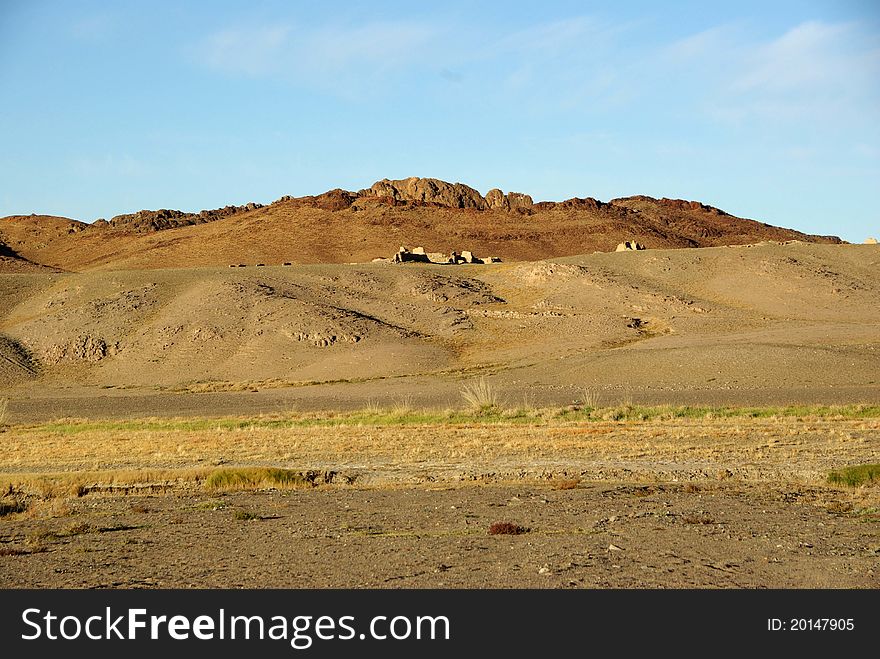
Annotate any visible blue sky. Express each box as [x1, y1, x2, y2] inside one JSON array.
[[1, 1, 878, 241]]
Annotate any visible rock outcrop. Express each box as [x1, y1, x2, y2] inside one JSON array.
[[104, 203, 264, 233], [615, 196, 728, 216], [361, 177, 533, 212], [485, 188, 534, 211], [363, 177, 488, 209], [390, 246, 500, 265]]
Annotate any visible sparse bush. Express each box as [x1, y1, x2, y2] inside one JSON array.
[[488, 521, 529, 535], [233, 510, 262, 521], [196, 498, 228, 511], [362, 399, 383, 415], [390, 396, 414, 416], [0, 498, 27, 516], [461, 378, 501, 412], [553, 478, 580, 490], [24, 498, 73, 519], [579, 388, 602, 410], [828, 464, 880, 487], [25, 530, 55, 547], [63, 522, 95, 536], [205, 467, 314, 491]]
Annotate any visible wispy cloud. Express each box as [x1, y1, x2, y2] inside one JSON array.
[[731, 22, 848, 92], [69, 13, 117, 42], [659, 20, 880, 124], [200, 24, 291, 76], [194, 19, 439, 92], [192, 14, 626, 106], [192, 14, 880, 132]]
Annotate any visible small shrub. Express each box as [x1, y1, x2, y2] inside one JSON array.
[[825, 501, 854, 514], [488, 521, 529, 535], [390, 396, 414, 416], [0, 498, 27, 516], [24, 498, 73, 519], [461, 378, 501, 412], [25, 530, 56, 547], [362, 399, 383, 415], [205, 467, 312, 491], [63, 522, 95, 536], [579, 388, 602, 410], [233, 510, 262, 521], [553, 478, 580, 491], [828, 464, 880, 488]]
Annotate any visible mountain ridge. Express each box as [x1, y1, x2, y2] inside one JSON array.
[[0, 176, 843, 272]]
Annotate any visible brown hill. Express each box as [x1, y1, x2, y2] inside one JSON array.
[[0, 242, 876, 415], [0, 177, 841, 272]]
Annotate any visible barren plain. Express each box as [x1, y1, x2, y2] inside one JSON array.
[[0, 184, 877, 588]]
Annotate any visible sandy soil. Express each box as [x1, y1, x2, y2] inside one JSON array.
[[1, 243, 877, 589], [1, 413, 877, 588], [2, 483, 877, 588], [1, 243, 878, 420]]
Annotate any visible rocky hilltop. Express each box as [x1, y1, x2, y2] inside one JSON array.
[[361, 177, 535, 211], [0, 177, 844, 272]]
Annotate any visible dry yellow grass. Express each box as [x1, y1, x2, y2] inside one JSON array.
[[1, 411, 877, 496]]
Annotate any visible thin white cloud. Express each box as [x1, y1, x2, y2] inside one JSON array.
[[199, 24, 292, 76], [192, 14, 620, 105], [485, 15, 603, 58], [298, 21, 436, 75], [659, 20, 880, 124], [730, 21, 852, 93], [195, 19, 439, 89], [70, 13, 116, 42]]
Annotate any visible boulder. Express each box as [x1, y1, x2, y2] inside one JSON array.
[[393, 246, 430, 263], [485, 188, 506, 209], [615, 241, 646, 252], [485, 188, 533, 211], [506, 192, 534, 210]]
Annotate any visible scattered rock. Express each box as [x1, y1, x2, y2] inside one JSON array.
[[391, 246, 500, 265], [616, 241, 646, 252]]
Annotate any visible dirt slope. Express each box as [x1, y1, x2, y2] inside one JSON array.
[[0, 242, 877, 414], [0, 178, 841, 272]]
